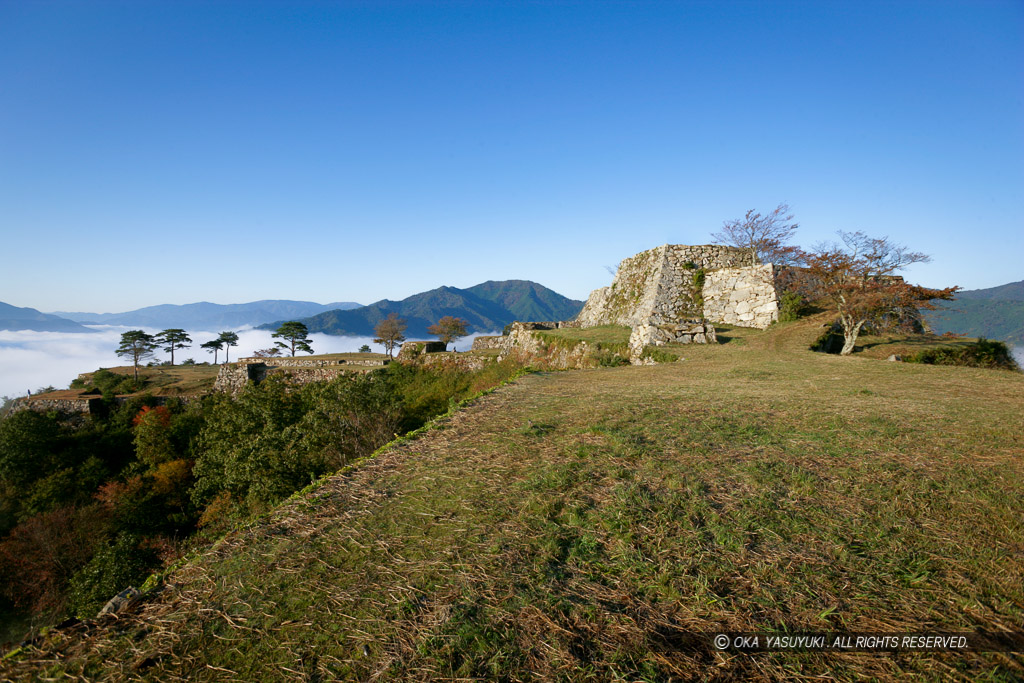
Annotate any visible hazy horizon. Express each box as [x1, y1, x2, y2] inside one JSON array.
[[0, 325, 498, 399]]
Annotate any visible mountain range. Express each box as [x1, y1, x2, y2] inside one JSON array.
[[922, 280, 1024, 345], [50, 300, 362, 330], [258, 280, 585, 338], [0, 302, 98, 333]]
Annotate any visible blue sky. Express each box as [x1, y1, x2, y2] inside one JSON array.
[[1, 0, 1021, 313]]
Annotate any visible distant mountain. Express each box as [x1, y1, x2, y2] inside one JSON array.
[[952, 280, 1024, 301], [259, 280, 584, 338], [0, 302, 98, 333], [923, 280, 1024, 346], [52, 300, 362, 330]]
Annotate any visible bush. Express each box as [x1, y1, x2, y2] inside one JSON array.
[[810, 325, 844, 354], [905, 338, 1020, 371], [640, 347, 680, 363], [778, 291, 807, 322], [67, 533, 158, 617]]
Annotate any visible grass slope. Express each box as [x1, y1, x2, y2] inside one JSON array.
[[7, 324, 1023, 680]]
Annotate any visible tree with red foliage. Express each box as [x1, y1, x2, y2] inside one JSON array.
[[427, 316, 468, 350], [801, 231, 958, 355], [0, 505, 107, 616]]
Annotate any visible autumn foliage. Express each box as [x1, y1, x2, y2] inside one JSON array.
[[799, 231, 957, 355]]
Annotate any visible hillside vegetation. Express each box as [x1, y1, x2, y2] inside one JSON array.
[[923, 280, 1024, 346], [6, 320, 1022, 680], [263, 280, 584, 338]]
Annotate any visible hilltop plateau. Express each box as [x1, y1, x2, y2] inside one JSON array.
[[5, 319, 1022, 680]]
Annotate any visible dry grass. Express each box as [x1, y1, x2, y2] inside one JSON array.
[[5, 321, 1023, 681]]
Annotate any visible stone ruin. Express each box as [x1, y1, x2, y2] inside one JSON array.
[[575, 244, 790, 357]]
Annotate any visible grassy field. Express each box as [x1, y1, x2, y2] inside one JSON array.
[[5, 321, 1023, 680], [68, 364, 221, 397]]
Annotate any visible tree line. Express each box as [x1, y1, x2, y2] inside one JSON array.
[[113, 315, 472, 381], [0, 360, 522, 636]]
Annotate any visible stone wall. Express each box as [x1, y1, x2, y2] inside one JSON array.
[[627, 320, 717, 360], [576, 244, 751, 328], [395, 341, 447, 361], [702, 265, 780, 329], [497, 322, 631, 370], [10, 396, 102, 415], [577, 243, 783, 334], [471, 335, 505, 351], [214, 356, 389, 394]]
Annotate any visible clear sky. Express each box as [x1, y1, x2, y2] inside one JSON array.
[[1, 0, 1021, 313]]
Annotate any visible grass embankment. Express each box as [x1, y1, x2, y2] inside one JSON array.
[[6, 323, 1023, 680], [57, 365, 220, 398]]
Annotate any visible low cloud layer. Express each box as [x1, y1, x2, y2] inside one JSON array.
[[0, 327, 497, 399]]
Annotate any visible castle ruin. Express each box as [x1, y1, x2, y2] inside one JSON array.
[[576, 244, 788, 356]]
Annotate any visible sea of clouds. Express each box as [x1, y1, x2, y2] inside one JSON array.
[[2, 329, 1020, 400], [0, 326, 498, 399]]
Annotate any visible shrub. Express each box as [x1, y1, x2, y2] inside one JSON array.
[[810, 325, 844, 354], [640, 347, 680, 363], [905, 338, 1020, 371], [692, 268, 706, 309], [778, 291, 807, 322], [0, 505, 109, 616], [67, 533, 158, 617]]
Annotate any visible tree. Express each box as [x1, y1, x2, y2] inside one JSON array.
[[358, 344, 371, 353], [373, 314, 407, 359], [201, 339, 224, 364], [253, 347, 283, 358], [272, 322, 313, 357], [218, 331, 240, 363], [427, 316, 468, 350], [800, 231, 957, 355], [711, 202, 801, 267], [155, 329, 192, 366], [116, 331, 157, 381]]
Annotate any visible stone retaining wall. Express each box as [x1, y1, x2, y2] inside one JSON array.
[[702, 265, 780, 329], [577, 243, 784, 333], [471, 336, 505, 351]]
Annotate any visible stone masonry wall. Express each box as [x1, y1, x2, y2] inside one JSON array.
[[576, 244, 752, 328], [471, 336, 505, 351], [214, 356, 389, 394], [702, 265, 780, 329]]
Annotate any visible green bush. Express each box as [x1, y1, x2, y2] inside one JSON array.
[[905, 338, 1020, 371], [778, 292, 807, 322], [810, 326, 844, 354], [67, 533, 158, 617], [640, 347, 680, 363], [591, 349, 630, 367], [692, 268, 706, 309]]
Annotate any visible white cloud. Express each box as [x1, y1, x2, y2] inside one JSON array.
[[0, 326, 500, 399]]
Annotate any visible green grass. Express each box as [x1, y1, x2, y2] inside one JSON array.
[[69, 364, 220, 396], [533, 324, 631, 347], [6, 321, 1023, 680]]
